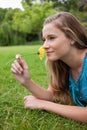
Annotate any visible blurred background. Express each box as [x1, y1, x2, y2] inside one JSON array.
[[0, 0, 87, 46]]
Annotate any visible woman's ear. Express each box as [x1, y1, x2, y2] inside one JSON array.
[[70, 40, 75, 45]]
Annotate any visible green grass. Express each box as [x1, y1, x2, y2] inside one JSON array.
[[0, 45, 87, 130]]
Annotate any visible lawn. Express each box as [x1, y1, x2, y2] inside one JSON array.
[[0, 45, 87, 130]]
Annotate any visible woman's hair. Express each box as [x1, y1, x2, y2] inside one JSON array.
[[44, 12, 87, 105]]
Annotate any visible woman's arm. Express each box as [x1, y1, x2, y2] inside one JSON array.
[[11, 55, 54, 101], [23, 79, 54, 101], [43, 100, 87, 122], [24, 95, 87, 123]]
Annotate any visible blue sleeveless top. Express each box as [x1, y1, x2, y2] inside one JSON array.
[[69, 53, 87, 107]]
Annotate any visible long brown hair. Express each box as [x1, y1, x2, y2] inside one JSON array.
[[44, 12, 87, 105]]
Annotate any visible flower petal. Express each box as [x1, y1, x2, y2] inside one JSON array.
[[38, 47, 45, 60]]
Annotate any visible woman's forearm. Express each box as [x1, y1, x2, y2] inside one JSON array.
[[22, 79, 53, 101], [42, 100, 87, 123]]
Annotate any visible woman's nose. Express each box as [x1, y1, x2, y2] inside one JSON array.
[[42, 41, 49, 49]]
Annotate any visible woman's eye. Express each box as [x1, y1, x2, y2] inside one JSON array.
[[42, 36, 56, 41], [49, 37, 55, 40]]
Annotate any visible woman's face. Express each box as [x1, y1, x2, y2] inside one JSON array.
[[42, 23, 73, 61]]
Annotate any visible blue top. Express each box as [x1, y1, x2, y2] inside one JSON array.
[[69, 53, 87, 107]]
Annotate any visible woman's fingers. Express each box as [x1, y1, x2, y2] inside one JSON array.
[[16, 54, 28, 69], [24, 96, 34, 109], [11, 59, 23, 74], [11, 67, 17, 74], [11, 53, 28, 74], [23, 96, 43, 109], [24, 96, 29, 101]]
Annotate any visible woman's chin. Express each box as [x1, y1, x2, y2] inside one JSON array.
[[47, 57, 58, 61]]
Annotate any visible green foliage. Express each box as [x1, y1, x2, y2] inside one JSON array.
[[0, 45, 87, 129], [22, 0, 36, 6], [0, 8, 7, 24], [0, 22, 12, 46], [58, 0, 79, 11], [0, 8, 27, 46], [0, 0, 87, 46], [38, 0, 79, 11], [69, 10, 87, 31], [12, 10, 30, 33], [13, 1, 57, 40]]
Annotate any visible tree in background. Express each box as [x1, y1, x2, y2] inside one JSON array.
[[0, 8, 7, 24], [12, 1, 57, 42], [79, 0, 87, 12], [0, 0, 87, 46], [37, 0, 78, 11], [0, 8, 26, 46]]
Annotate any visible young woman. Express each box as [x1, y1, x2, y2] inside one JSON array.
[[11, 12, 87, 122]]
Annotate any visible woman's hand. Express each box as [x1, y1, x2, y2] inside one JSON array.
[[24, 95, 44, 109], [11, 54, 30, 85]]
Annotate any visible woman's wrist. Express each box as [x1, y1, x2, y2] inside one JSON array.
[[21, 77, 32, 87], [40, 100, 50, 110]]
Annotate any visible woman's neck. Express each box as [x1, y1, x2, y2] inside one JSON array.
[[61, 48, 87, 71], [61, 48, 87, 81]]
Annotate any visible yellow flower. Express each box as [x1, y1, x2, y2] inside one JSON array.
[[38, 47, 45, 60]]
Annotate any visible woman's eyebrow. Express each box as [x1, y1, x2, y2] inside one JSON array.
[[42, 33, 57, 40], [44, 34, 56, 38]]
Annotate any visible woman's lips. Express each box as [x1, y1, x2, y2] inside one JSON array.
[[46, 51, 54, 54]]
